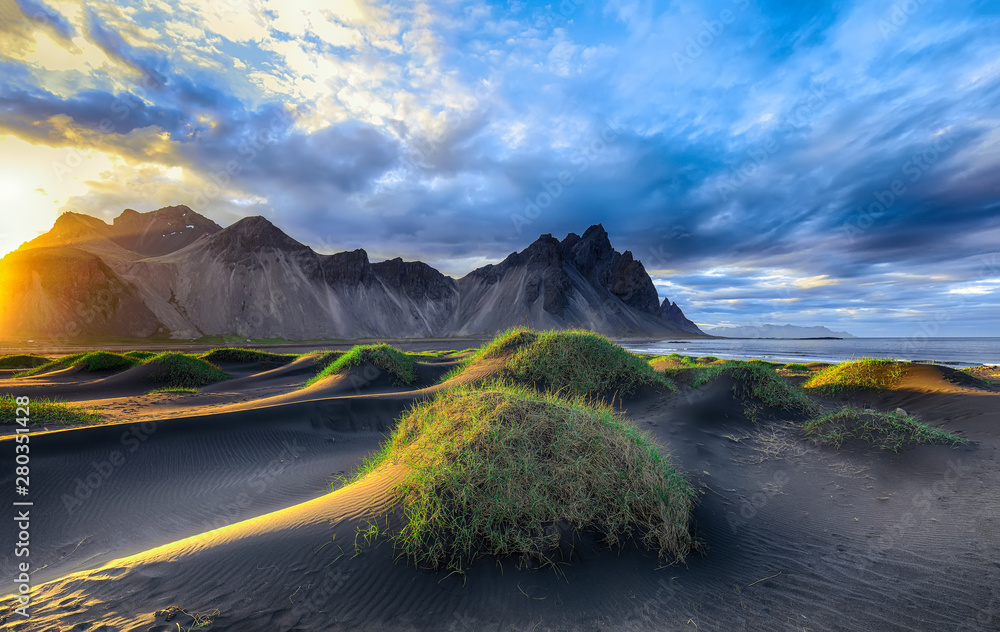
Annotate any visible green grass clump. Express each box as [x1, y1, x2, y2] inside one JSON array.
[[804, 358, 904, 395], [726, 362, 815, 414], [357, 383, 694, 572], [76, 351, 140, 372], [307, 344, 417, 387], [123, 350, 157, 361], [683, 360, 816, 419], [148, 386, 199, 394], [0, 354, 50, 369], [311, 350, 346, 371], [502, 329, 676, 397], [143, 352, 231, 388], [13, 353, 87, 377], [199, 348, 297, 364], [784, 363, 810, 371], [0, 395, 100, 425], [696, 356, 719, 363], [410, 348, 480, 359], [477, 327, 540, 359], [803, 406, 966, 452], [663, 353, 699, 366], [12, 351, 143, 376]]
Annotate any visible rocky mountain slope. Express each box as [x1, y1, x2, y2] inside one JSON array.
[[0, 207, 704, 340]]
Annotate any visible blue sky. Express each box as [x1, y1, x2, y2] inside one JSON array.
[[1, 0, 998, 335]]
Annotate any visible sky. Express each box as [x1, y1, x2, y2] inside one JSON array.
[[1, 0, 998, 336]]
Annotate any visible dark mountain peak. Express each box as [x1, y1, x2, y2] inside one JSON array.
[[567, 223, 614, 273], [203, 215, 313, 268], [522, 233, 563, 264], [659, 297, 702, 334], [321, 248, 373, 285], [111, 205, 222, 257], [560, 231, 581, 251], [372, 257, 457, 300], [216, 216, 308, 252], [582, 222, 609, 241]]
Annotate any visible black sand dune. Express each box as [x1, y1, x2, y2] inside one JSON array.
[[2, 362, 998, 631], [199, 354, 324, 393], [0, 364, 172, 400]]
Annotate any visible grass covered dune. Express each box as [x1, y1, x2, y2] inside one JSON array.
[[356, 383, 695, 573], [307, 343, 417, 388], [446, 327, 676, 397], [10, 350, 232, 392], [0, 394, 99, 425]]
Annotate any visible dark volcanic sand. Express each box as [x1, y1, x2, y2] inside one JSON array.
[[1, 355, 998, 631]]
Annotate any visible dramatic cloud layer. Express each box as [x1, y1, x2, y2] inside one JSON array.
[[1, 0, 998, 334]]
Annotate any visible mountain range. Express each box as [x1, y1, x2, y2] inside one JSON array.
[[704, 324, 855, 339], [0, 206, 704, 341]]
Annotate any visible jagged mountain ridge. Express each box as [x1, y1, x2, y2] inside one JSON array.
[[0, 207, 704, 340]]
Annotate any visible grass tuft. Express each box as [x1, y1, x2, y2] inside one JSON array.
[[0, 354, 51, 369], [499, 329, 676, 397], [357, 383, 694, 572], [143, 352, 231, 388], [123, 350, 157, 361], [783, 363, 810, 371], [199, 347, 297, 364], [148, 386, 199, 394], [77, 351, 140, 372], [13, 351, 141, 376], [804, 358, 904, 395], [311, 350, 346, 371], [683, 360, 816, 419], [803, 406, 965, 452], [477, 327, 539, 359], [13, 353, 87, 377], [0, 394, 100, 425], [307, 343, 417, 387]]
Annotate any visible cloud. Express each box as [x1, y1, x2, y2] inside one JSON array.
[[1, 0, 999, 334]]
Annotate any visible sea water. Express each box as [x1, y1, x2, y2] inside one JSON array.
[[622, 337, 1000, 368]]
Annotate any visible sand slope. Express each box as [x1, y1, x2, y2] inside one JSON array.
[[1, 364, 998, 631]]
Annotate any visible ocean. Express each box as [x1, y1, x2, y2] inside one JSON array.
[[621, 337, 1000, 368]]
